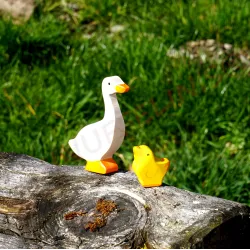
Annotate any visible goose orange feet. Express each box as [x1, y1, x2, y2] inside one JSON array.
[[85, 159, 118, 174]]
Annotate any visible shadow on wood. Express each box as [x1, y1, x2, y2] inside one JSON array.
[[0, 152, 249, 248]]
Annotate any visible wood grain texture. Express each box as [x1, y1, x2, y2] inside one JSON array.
[[0, 152, 249, 248]]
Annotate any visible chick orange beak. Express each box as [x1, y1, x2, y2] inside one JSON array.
[[115, 83, 130, 93]]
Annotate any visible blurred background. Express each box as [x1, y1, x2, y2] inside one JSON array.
[[0, 0, 249, 205]]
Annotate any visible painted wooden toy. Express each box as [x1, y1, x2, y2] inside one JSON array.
[[69, 76, 129, 174], [132, 145, 170, 187]]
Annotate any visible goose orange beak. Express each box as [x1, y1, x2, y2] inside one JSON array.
[[115, 83, 130, 93]]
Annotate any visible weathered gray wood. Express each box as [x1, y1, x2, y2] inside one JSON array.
[[0, 152, 249, 248]]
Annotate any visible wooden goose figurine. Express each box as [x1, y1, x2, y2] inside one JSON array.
[[69, 76, 130, 174]]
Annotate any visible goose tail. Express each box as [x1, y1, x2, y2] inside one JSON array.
[[68, 139, 79, 155]]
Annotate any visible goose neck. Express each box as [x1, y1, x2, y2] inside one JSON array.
[[103, 93, 121, 119]]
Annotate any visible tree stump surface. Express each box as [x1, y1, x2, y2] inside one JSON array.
[[0, 152, 249, 248]]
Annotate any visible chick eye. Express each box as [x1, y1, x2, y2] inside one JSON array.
[[108, 82, 110, 85], [147, 154, 150, 156]]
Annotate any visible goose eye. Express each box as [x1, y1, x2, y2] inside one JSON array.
[[108, 82, 110, 85]]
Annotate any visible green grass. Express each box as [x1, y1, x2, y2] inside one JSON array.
[[0, 0, 249, 205]]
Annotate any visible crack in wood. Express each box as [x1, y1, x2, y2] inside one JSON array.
[[0, 196, 35, 215]]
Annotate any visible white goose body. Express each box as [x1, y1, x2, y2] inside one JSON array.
[[69, 76, 129, 164]]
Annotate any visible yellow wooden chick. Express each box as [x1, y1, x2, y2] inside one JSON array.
[[132, 145, 170, 187]]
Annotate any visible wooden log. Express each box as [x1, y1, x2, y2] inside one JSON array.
[[0, 152, 249, 248]]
